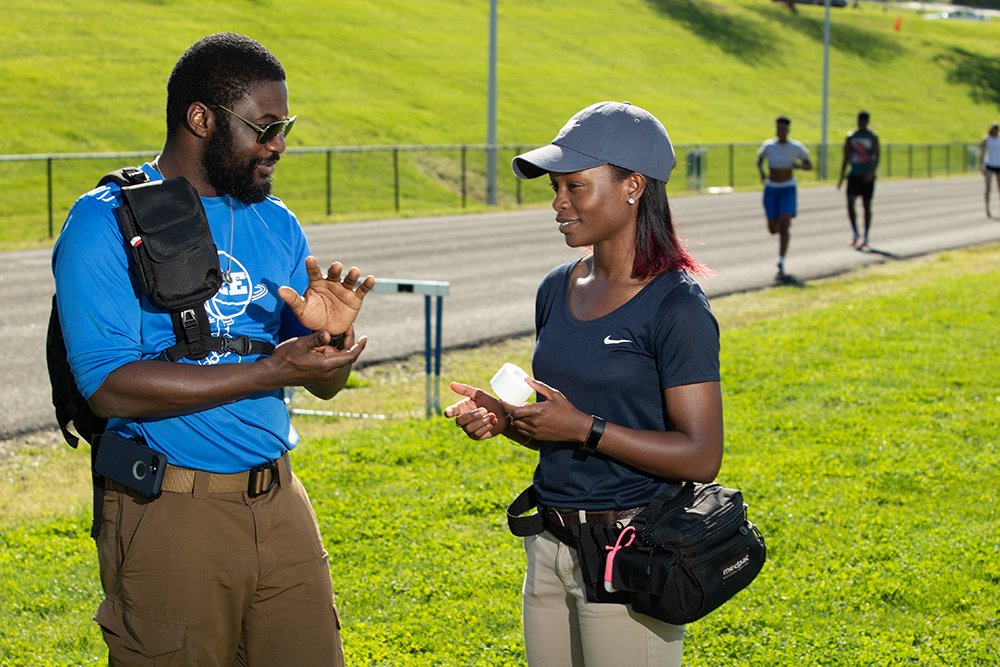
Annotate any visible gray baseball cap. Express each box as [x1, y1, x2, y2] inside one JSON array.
[[512, 101, 675, 183]]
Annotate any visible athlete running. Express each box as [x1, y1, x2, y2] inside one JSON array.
[[757, 116, 812, 280]]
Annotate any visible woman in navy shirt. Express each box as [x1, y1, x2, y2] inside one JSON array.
[[445, 101, 723, 667]]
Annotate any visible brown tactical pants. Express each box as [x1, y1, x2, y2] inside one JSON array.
[[94, 461, 344, 666]]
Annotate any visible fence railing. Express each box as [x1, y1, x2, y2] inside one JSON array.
[[0, 141, 980, 244]]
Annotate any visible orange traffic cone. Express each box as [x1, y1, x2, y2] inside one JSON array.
[[894, 14, 902, 31]]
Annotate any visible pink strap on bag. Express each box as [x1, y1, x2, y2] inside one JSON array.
[[604, 525, 636, 593]]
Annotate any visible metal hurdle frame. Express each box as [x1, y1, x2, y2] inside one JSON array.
[[369, 278, 451, 417]]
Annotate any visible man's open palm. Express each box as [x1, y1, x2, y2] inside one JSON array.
[[278, 257, 375, 335]]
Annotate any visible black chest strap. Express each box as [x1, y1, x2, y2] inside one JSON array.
[[157, 307, 276, 362]]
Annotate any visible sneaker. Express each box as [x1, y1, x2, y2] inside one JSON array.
[[858, 240, 870, 250], [849, 236, 859, 247]]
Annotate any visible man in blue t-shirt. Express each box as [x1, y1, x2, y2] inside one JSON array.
[[837, 111, 880, 249], [52, 33, 373, 666]]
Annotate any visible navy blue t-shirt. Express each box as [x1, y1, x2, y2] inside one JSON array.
[[531, 260, 721, 510]]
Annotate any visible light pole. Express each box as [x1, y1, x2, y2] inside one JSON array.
[[486, 0, 498, 205], [820, 0, 831, 179]]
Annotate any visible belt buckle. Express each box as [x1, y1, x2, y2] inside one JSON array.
[[247, 460, 279, 498]]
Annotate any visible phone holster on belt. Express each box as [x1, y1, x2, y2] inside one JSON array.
[[94, 432, 168, 498]]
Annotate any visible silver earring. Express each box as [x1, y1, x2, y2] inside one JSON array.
[[628, 198, 635, 205]]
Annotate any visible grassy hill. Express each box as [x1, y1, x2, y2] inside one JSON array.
[[2, 0, 998, 243], [3, 0, 999, 154]]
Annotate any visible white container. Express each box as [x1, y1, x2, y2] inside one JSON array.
[[490, 363, 534, 405]]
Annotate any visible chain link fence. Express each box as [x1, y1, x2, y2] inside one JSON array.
[[0, 141, 979, 245]]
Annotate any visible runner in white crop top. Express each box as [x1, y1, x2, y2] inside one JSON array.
[[756, 116, 811, 280]]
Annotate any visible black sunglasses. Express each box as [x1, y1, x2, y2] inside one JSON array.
[[215, 104, 296, 144]]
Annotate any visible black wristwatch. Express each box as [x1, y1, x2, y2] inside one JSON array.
[[330, 332, 346, 349], [580, 416, 606, 455]]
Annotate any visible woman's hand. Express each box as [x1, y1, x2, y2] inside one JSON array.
[[508, 378, 725, 483], [444, 382, 510, 441], [502, 377, 591, 444]]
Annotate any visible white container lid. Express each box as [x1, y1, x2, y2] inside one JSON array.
[[489, 362, 533, 405]]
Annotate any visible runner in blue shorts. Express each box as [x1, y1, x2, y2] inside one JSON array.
[[757, 116, 812, 279]]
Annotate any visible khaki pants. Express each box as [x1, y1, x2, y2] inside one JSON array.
[[522, 530, 685, 667], [94, 469, 343, 666]]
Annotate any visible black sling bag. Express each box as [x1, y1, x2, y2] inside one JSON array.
[[104, 169, 275, 363], [47, 167, 275, 536]]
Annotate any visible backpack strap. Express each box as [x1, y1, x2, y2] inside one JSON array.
[[98, 166, 149, 188]]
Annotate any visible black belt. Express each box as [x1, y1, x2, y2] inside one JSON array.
[[543, 505, 646, 528], [506, 485, 647, 539]]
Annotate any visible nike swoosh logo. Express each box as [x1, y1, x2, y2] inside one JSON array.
[[604, 336, 632, 345]]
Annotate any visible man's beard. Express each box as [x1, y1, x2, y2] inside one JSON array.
[[202, 122, 279, 204]]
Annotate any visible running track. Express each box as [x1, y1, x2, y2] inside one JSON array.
[[2, 176, 996, 438]]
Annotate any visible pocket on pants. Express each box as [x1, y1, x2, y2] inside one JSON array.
[[94, 596, 186, 659]]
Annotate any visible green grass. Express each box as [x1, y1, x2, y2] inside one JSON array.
[[2, 0, 999, 245], [2, 243, 999, 665], [4, 0, 998, 153]]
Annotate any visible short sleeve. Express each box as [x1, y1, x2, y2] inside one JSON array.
[[652, 280, 721, 389], [52, 188, 144, 399], [277, 207, 313, 341]]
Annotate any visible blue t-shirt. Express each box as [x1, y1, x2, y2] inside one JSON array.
[[531, 260, 721, 510], [52, 163, 313, 473]]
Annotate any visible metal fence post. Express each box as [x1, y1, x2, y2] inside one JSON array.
[[393, 147, 400, 212], [516, 146, 523, 204], [729, 143, 735, 189], [461, 146, 467, 208], [908, 144, 913, 179], [326, 150, 332, 217], [47, 156, 54, 238]]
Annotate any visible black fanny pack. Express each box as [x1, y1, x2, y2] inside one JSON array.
[[507, 482, 766, 625]]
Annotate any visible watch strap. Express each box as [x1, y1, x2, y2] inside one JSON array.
[[580, 416, 605, 455]]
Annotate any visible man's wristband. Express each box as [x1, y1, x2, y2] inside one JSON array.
[[580, 416, 606, 455]]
